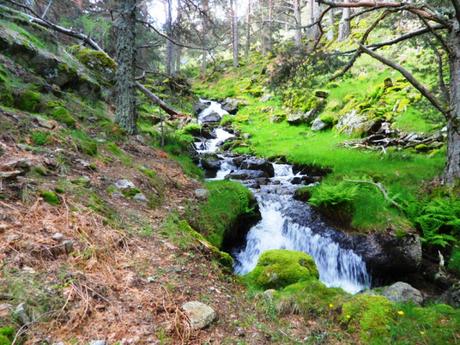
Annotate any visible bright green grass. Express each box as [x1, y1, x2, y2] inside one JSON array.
[[192, 62, 445, 232]]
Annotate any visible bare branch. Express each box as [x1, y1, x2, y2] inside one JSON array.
[[358, 43, 449, 117]]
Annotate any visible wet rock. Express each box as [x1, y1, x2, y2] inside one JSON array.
[[381, 281, 424, 305], [232, 156, 247, 167], [311, 118, 328, 131], [440, 281, 460, 308], [240, 158, 274, 177], [182, 301, 217, 330], [200, 111, 221, 123], [193, 100, 211, 115], [201, 156, 221, 171], [226, 170, 266, 180], [336, 110, 377, 136], [292, 163, 332, 176], [293, 188, 312, 202], [194, 188, 209, 200], [355, 233, 422, 282]]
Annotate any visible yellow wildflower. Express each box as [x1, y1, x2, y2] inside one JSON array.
[[397, 310, 405, 316], [329, 303, 334, 308]]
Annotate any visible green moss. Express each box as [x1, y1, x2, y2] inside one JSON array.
[[245, 249, 319, 290], [71, 130, 98, 156], [105, 142, 132, 166], [0, 327, 14, 339], [448, 247, 460, 275], [40, 190, 60, 205], [278, 280, 346, 316], [181, 123, 202, 136], [30, 130, 50, 146], [49, 106, 76, 127], [121, 187, 141, 198], [184, 180, 257, 248], [16, 89, 41, 112], [69, 45, 116, 72], [0, 335, 10, 345], [293, 186, 312, 202], [342, 294, 394, 345]]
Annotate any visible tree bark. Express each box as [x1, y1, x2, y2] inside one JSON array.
[[231, 0, 239, 66], [200, 0, 209, 77], [326, 5, 334, 40], [446, 25, 460, 183], [114, 0, 137, 135], [293, 0, 302, 46], [245, 0, 251, 59], [338, 0, 351, 41], [165, 0, 174, 75]]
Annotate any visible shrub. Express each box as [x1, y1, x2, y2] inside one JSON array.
[[448, 247, 460, 275], [245, 249, 319, 290]]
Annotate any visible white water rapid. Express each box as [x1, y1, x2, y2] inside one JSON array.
[[195, 101, 371, 294]]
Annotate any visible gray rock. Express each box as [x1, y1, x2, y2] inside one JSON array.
[[336, 110, 376, 136], [201, 157, 221, 171], [63, 240, 74, 254], [133, 193, 148, 202], [115, 179, 136, 190], [240, 158, 274, 177], [263, 289, 276, 300], [304, 108, 319, 123], [13, 303, 30, 325], [226, 170, 267, 180], [194, 188, 209, 200], [52, 232, 64, 242], [182, 301, 217, 330], [200, 111, 221, 123], [221, 98, 241, 114], [311, 118, 328, 131], [441, 281, 460, 308], [89, 340, 106, 345], [287, 112, 305, 125], [193, 100, 211, 115], [382, 282, 424, 305]]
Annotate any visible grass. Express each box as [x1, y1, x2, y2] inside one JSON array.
[[184, 180, 258, 248]]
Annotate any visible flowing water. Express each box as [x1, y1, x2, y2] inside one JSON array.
[[194, 101, 371, 294]]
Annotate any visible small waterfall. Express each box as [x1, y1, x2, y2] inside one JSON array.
[[195, 99, 371, 294]]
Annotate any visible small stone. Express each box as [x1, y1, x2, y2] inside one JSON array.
[[194, 188, 209, 200], [0, 303, 12, 318], [146, 276, 156, 283], [182, 301, 217, 330], [311, 118, 328, 131], [263, 289, 276, 301], [33, 116, 56, 129], [382, 282, 424, 305], [13, 303, 30, 325], [235, 327, 246, 337], [89, 340, 106, 345], [133, 193, 148, 202], [114, 179, 136, 190], [52, 232, 65, 242], [63, 240, 74, 254]]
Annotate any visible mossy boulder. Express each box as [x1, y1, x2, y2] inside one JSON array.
[[69, 45, 116, 84], [246, 249, 319, 290], [341, 294, 395, 345], [49, 106, 76, 127], [15, 88, 41, 112]]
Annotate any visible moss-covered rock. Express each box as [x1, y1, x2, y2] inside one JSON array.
[[341, 294, 395, 345], [48, 106, 76, 127], [15, 88, 41, 112], [246, 249, 319, 290], [69, 45, 116, 75]]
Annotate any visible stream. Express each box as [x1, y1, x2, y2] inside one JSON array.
[[194, 100, 371, 294]]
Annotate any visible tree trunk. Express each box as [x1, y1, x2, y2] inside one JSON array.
[[114, 0, 137, 135], [326, 6, 334, 40], [201, 0, 209, 77], [338, 0, 351, 41], [308, 0, 319, 40], [446, 27, 460, 183], [245, 0, 251, 59], [293, 0, 302, 47], [262, 0, 273, 54], [165, 0, 174, 75], [231, 0, 239, 66]]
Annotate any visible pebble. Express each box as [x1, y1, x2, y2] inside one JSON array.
[[52, 232, 65, 242]]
